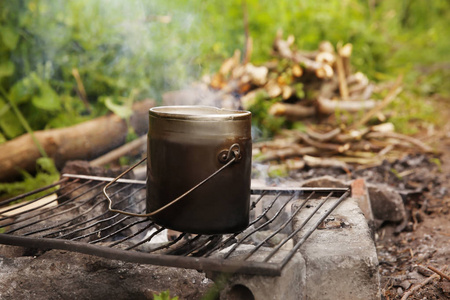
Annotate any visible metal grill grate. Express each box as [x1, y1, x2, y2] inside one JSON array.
[[0, 174, 350, 276]]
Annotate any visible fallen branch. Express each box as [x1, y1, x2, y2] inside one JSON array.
[[401, 266, 448, 300], [333, 128, 370, 143], [90, 135, 147, 167], [253, 137, 299, 150], [269, 102, 316, 120], [306, 127, 341, 142], [296, 132, 350, 153], [427, 265, 450, 281], [317, 97, 376, 114], [72, 68, 91, 113], [400, 274, 440, 300], [366, 131, 433, 153], [0, 100, 155, 181], [273, 33, 326, 74], [303, 155, 349, 170], [254, 145, 317, 162], [351, 74, 403, 129], [335, 45, 349, 100]]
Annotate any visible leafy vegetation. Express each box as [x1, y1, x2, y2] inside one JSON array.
[[1, 0, 448, 138], [0, 157, 59, 201], [153, 290, 178, 300]]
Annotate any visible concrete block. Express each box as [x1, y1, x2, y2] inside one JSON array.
[[218, 251, 306, 300], [293, 197, 380, 300]]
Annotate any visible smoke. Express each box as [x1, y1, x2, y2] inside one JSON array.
[[22, 0, 214, 102]]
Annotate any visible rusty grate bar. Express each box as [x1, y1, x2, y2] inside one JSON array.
[[0, 174, 350, 276]]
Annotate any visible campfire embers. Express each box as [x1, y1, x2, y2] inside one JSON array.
[[0, 173, 349, 277]]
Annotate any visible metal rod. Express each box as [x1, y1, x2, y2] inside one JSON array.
[[2, 179, 94, 228], [61, 174, 348, 195], [263, 191, 335, 263], [108, 220, 155, 247], [62, 174, 146, 185], [0, 178, 68, 207], [145, 232, 188, 254], [243, 191, 315, 261], [125, 226, 165, 251], [203, 193, 267, 258], [43, 183, 141, 238], [168, 234, 204, 256], [0, 175, 350, 277], [223, 193, 294, 259], [0, 233, 282, 276], [251, 186, 349, 195], [280, 189, 350, 268], [10, 181, 106, 235], [88, 218, 150, 244]]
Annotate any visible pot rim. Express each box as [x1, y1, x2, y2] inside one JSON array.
[[149, 106, 251, 121]]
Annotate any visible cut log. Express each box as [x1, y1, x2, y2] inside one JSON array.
[[269, 103, 316, 120], [89, 135, 147, 167], [303, 155, 349, 169], [273, 36, 325, 73], [0, 99, 155, 182], [296, 132, 350, 153], [317, 97, 376, 114], [306, 127, 341, 142], [366, 131, 434, 153], [255, 145, 317, 162]]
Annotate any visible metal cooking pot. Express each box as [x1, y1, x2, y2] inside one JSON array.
[[103, 106, 252, 234]]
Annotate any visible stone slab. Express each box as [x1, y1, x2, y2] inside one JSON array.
[[293, 197, 381, 300], [216, 251, 306, 300]]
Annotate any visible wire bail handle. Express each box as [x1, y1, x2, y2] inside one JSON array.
[[103, 143, 242, 217]]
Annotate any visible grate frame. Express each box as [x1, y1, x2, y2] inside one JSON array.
[[0, 174, 350, 276]]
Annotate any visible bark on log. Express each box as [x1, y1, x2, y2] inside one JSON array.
[[269, 102, 316, 120], [317, 97, 376, 114], [0, 99, 155, 182]]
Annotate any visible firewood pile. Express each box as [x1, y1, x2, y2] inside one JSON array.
[[204, 31, 433, 171]]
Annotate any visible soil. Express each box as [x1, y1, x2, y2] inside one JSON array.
[[375, 103, 450, 300]]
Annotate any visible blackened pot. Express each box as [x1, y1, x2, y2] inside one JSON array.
[[147, 106, 252, 234]]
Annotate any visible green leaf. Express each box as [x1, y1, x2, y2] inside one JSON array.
[[0, 110, 25, 139], [9, 77, 36, 104], [104, 97, 132, 119], [0, 132, 6, 144], [0, 98, 24, 139], [0, 61, 15, 78], [153, 290, 178, 300], [32, 83, 61, 111], [36, 157, 58, 174], [0, 26, 20, 50]]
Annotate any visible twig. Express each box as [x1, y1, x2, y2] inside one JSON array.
[[303, 155, 349, 170], [254, 145, 317, 163], [241, 0, 252, 64], [401, 266, 448, 300], [400, 274, 439, 300], [306, 127, 341, 142], [296, 132, 350, 153], [72, 68, 91, 113], [335, 51, 349, 100], [269, 102, 316, 119], [351, 74, 403, 129], [0, 86, 48, 158], [427, 265, 450, 281], [317, 97, 376, 114], [366, 131, 433, 153], [90, 135, 147, 167]]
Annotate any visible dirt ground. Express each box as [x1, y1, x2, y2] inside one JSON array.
[[376, 104, 450, 300]]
